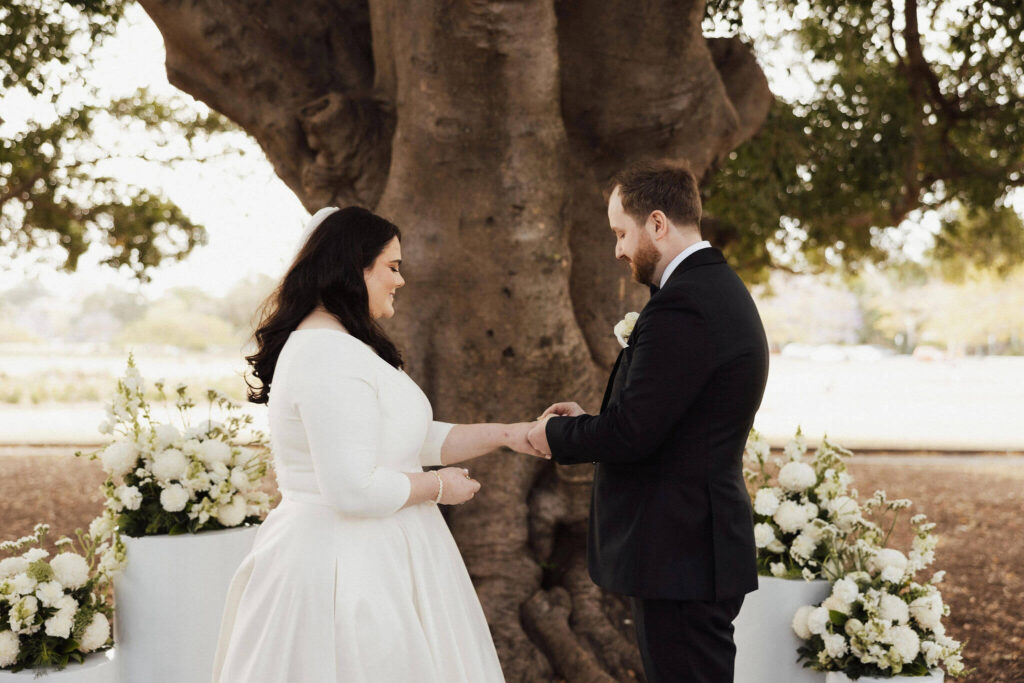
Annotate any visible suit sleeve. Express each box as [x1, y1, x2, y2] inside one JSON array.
[[292, 350, 411, 517], [547, 296, 714, 465]]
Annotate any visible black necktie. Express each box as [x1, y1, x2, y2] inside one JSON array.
[[649, 284, 659, 296]]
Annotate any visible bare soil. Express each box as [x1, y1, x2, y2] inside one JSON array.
[[1, 449, 1020, 682]]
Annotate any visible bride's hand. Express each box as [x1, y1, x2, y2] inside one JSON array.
[[505, 422, 550, 459], [437, 467, 482, 505]]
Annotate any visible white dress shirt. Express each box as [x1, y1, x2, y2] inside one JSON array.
[[659, 240, 711, 289]]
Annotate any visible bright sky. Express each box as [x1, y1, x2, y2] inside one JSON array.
[[0, 2, 1019, 303]]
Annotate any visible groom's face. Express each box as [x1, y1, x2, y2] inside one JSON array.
[[609, 186, 660, 286]]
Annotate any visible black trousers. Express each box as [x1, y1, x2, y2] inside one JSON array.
[[629, 595, 745, 683]]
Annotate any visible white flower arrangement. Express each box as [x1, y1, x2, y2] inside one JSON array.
[[792, 499, 966, 678], [77, 354, 273, 538], [613, 312, 640, 348], [0, 523, 123, 672], [744, 427, 856, 580]]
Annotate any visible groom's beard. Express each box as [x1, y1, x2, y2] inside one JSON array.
[[629, 233, 660, 286]]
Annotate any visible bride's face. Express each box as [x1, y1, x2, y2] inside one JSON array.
[[364, 237, 404, 319]]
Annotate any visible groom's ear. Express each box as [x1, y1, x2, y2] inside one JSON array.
[[649, 210, 670, 239]]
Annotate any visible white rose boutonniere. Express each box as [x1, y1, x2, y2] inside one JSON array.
[[613, 312, 640, 348]]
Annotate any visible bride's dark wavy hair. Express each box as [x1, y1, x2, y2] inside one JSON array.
[[245, 206, 403, 404]]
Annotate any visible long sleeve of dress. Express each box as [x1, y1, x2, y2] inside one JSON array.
[[291, 349, 411, 517], [419, 421, 455, 467]]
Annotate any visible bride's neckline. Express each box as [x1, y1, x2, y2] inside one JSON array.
[[288, 328, 404, 374]]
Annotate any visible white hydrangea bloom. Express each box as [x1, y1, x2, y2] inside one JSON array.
[[774, 500, 810, 533], [806, 606, 830, 636], [160, 484, 191, 513], [792, 605, 815, 639], [888, 624, 920, 663], [49, 553, 90, 590], [215, 496, 248, 527], [778, 461, 817, 492], [0, 629, 19, 667], [79, 612, 110, 652], [99, 441, 138, 477], [753, 488, 781, 516], [0, 557, 28, 579], [879, 593, 910, 624], [151, 448, 188, 482], [753, 523, 776, 549]]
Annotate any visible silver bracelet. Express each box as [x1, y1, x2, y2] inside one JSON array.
[[432, 471, 444, 504]]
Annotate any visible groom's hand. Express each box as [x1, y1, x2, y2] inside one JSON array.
[[538, 401, 586, 419], [527, 416, 553, 456], [505, 422, 550, 459]]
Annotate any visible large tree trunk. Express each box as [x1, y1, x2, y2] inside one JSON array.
[[138, 1, 771, 679]]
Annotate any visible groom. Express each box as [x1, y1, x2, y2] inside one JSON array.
[[528, 160, 769, 682]]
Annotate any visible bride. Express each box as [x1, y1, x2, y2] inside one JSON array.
[[213, 206, 540, 682]]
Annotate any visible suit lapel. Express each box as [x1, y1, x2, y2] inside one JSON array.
[[600, 349, 625, 412]]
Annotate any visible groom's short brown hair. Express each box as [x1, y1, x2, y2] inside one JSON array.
[[611, 160, 702, 230]]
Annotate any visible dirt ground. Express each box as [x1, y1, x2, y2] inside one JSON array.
[[1, 449, 1021, 682]]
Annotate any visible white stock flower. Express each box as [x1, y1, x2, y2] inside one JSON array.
[[99, 441, 138, 477], [881, 566, 905, 583], [44, 611, 74, 639], [23, 549, 47, 562], [879, 593, 910, 624], [766, 539, 786, 554], [802, 567, 816, 581], [753, 523, 776, 549], [115, 485, 143, 511], [910, 594, 944, 630], [844, 618, 865, 637], [753, 488, 781, 516], [215, 496, 248, 527], [832, 578, 859, 605], [151, 448, 188, 482], [89, 514, 116, 542], [34, 581, 63, 608], [792, 605, 815, 640], [10, 573, 35, 595], [829, 495, 861, 531], [159, 484, 190, 513], [806, 606, 830, 636], [0, 629, 19, 667], [198, 439, 232, 466], [921, 640, 942, 667], [869, 549, 908, 580], [822, 594, 851, 615], [770, 562, 786, 577], [778, 461, 817, 492], [229, 468, 253, 492], [774, 500, 810, 533], [790, 533, 818, 560], [0, 558, 28, 579], [783, 436, 806, 462], [9, 595, 38, 634], [49, 553, 89, 590], [613, 312, 639, 348], [823, 633, 848, 659], [79, 613, 110, 652], [210, 461, 230, 482], [888, 625, 920, 663]]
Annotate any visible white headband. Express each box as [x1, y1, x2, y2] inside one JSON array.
[[294, 206, 341, 257]]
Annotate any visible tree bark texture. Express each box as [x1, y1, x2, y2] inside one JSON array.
[[137, 1, 771, 679]]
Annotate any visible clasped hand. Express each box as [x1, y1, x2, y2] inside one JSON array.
[[507, 401, 587, 459]]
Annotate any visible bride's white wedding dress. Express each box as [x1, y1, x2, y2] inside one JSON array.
[[213, 329, 504, 682]]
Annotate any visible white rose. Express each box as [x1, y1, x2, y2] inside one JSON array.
[[888, 624, 920, 663], [753, 488, 781, 516], [754, 523, 776, 549], [792, 605, 815, 639], [909, 594, 943, 630], [806, 606, 830, 636], [778, 461, 817, 492], [34, 581, 63, 608], [115, 485, 143, 511], [0, 629, 19, 667], [613, 312, 640, 348], [823, 632, 848, 659], [49, 553, 90, 590], [879, 593, 910, 624], [215, 496, 248, 527], [154, 423, 181, 449], [151, 448, 188, 482], [99, 440, 138, 477], [774, 500, 810, 533], [78, 613, 110, 652], [869, 548, 908, 579], [0, 557, 28, 579], [832, 577, 860, 605], [198, 439, 232, 466], [790, 533, 818, 560], [159, 484, 190, 513]]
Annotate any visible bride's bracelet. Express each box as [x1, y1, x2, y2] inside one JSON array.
[[432, 471, 444, 505]]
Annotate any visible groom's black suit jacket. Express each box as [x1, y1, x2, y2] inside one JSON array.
[[546, 247, 769, 602]]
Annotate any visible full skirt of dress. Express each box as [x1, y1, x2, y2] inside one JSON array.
[[213, 493, 504, 682]]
